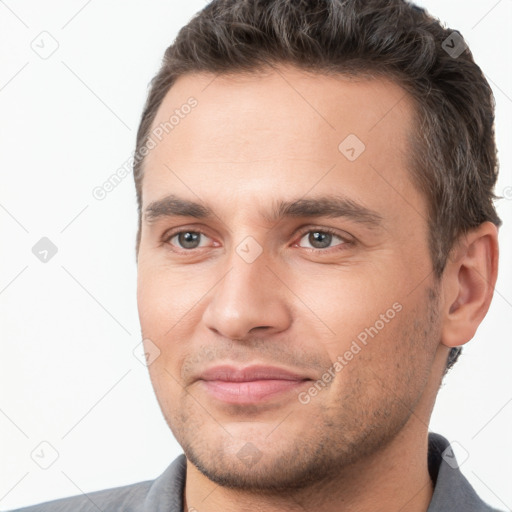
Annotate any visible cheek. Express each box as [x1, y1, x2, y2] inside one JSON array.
[[349, 298, 435, 400], [137, 267, 207, 389], [291, 267, 402, 356], [297, 271, 431, 399], [317, 313, 420, 422], [141, 330, 188, 427], [137, 265, 208, 339]]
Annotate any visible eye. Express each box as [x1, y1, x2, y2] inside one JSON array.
[[295, 228, 351, 251], [164, 230, 213, 250], [162, 227, 352, 253]]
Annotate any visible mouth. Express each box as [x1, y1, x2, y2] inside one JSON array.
[[200, 378, 311, 404], [197, 364, 313, 404]]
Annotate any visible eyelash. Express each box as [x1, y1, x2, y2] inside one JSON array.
[[162, 226, 354, 254]]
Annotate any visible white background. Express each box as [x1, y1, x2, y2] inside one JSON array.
[[0, 0, 511, 509]]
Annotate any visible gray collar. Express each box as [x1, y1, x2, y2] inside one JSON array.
[[426, 432, 503, 511], [145, 433, 502, 512]]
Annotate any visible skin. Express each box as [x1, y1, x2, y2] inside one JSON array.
[[136, 65, 499, 512]]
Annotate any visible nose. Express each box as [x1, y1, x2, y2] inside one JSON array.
[[201, 247, 292, 341]]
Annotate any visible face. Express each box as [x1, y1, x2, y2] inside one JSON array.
[[136, 66, 442, 491]]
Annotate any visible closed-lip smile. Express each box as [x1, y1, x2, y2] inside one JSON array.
[[197, 364, 313, 404]]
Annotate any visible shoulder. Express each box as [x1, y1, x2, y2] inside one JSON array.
[[427, 432, 505, 512], [3, 454, 187, 512], [3, 480, 153, 512]]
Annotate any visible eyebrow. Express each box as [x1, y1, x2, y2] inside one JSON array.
[[144, 194, 384, 229]]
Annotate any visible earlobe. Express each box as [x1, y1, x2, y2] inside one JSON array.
[[441, 222, 499, 349]]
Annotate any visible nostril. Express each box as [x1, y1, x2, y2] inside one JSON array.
[[250, 326, 272, 332]]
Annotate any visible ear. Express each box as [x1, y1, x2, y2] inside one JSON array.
[[441, 221, 499, 349]]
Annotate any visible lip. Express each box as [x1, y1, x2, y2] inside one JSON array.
[[197, 365, 312, 404], [199, 364, 311, 382]]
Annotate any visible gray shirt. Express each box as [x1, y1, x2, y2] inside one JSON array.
[[5, 433, 504, 512]]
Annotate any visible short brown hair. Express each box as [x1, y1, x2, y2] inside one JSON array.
[[133, 0, 502, 370]]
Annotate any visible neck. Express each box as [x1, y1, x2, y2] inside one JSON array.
[[183, 419, 434, 512]]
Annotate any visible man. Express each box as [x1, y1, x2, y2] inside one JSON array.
[[8, 0, 504, 511]]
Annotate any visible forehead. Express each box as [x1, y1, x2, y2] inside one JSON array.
[[141, 66, 424, 228]]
